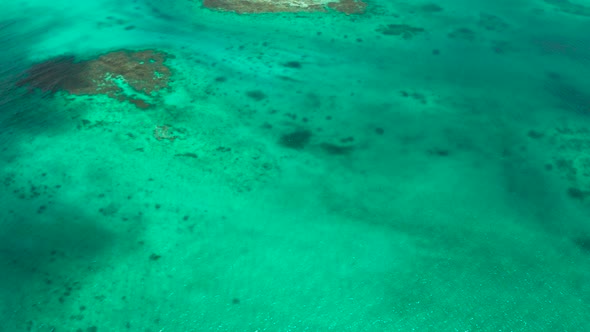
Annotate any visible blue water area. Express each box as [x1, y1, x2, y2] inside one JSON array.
[[1, 0, 589, 331]]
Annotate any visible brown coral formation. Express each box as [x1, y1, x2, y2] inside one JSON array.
[[202, 0, 367, 14], [16, 50, 171, 109], [327, 0, 367, 15], [202, 0, 326, 13]]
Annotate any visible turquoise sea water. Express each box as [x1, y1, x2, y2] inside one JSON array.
[[1, 0, 589, 331]]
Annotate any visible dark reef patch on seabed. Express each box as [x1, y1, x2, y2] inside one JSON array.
[[279, 129, 312, 150], [320, 142, 354, 155], [544, 0, 590, 17], [376, 24, 425, 39], [246, 90, 267, 101], [573, 236, 590, 253], [546, 80, 590, 115]]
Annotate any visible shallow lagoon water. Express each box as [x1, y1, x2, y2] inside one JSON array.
[[1, 0, 589, 331]]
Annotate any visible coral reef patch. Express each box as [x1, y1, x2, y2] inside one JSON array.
[[326, 0, 367, 15], [16, 49, 172, 108], [201, 0, 367, 15]]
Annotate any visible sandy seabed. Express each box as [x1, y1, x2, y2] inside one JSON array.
[[1, 0, 590, 331]]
